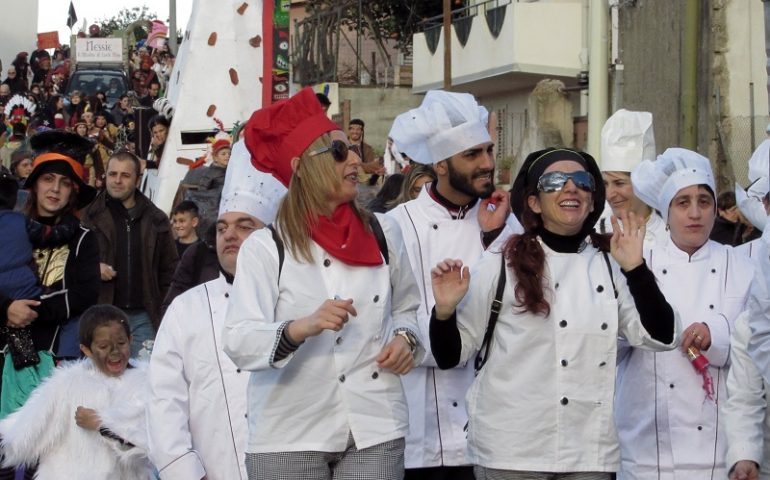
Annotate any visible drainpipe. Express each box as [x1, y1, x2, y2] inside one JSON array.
[[580, 0, 590, 116], [763, 0, 770, 114], [681, 0, 699, 149], [609, 0, 622, 113], [587, 0, 609, 158], [168, 0, 177, 54]]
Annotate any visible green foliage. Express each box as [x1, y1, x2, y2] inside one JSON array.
[[96, 6, 158, 38]]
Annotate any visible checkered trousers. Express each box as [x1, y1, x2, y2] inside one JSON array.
[[474, 467, 612, 480], [245, 434, 405, 480]]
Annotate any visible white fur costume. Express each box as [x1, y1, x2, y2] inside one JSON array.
[[0, 359, 151, 479]]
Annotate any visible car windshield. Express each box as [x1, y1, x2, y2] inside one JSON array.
[[66, 71, 127, 102]]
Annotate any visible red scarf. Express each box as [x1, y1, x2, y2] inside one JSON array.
[[310, 204, 384, 267]]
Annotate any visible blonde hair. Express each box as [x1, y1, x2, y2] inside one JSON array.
[[276, 133, 370, 263]]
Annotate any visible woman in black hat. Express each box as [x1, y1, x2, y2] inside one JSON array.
[[0, 130, 100, 417], [428, 148, 680, 479]]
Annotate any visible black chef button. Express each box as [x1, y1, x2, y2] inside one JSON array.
[[432, 224, 438, 230], [339, 374, 346, 383], [599, 361, 607, 367], [711, 268, 716, 273], [555, 282, 560, 289], [244, 413, 248, 418], [236, 368, 241, 373], [335, 337, 342, 345], [596, 285, 604, 293], [662, 269, 667, 274], [601, 323, 608, 330], [697, 425, 703, 431], [561, 359, 568, 367], [559, 320, 568, 328], [669, 383, 675, 389], [225, 292, 229, 298], [324, 259, 331, 267], [709, 304, 714, 309], [373, 295, 380, 303], [452, 401, 458, 407], [371, 372, 379, 379], [560, 397, 568, 405]]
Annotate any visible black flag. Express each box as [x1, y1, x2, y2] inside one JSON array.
[[66, 1, 78, 29]]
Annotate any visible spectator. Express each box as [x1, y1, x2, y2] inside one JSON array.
[[710, 191, 756, 246], [30, 50, 51, 85], [10, 53, 29, 93], [9, 149, 33, 186], [111, 94, 133, 127], [2, 67, 25, 95], [82, 150, 179, 356], [146, 115, 169, 169], [148, 150, 286, 480], [171, 200, 201, 257], [65, 90, 83, 127], [367, 173, 404, 213], [348, 118, 383, 205], [44, 94, 65, 129], [390, 163, 436, 207], [316, 92, 331, 113], [0, 84, 11, 107], [139, 81, 160, 108], [0, 305, 152, 479]]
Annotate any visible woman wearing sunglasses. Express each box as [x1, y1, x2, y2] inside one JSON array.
[[222, 87, 423, 480], [429, 147, 680, 480], [613, 148, 754, 480]]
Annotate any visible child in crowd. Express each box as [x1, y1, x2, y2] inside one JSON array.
[[0, 305, 152, 479], [171, 200, 201, 257]]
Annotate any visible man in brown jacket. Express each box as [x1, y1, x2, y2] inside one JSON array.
[[82, 151, 178, 356]]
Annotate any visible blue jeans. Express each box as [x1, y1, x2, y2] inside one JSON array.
[[125, 310, 155, 358]]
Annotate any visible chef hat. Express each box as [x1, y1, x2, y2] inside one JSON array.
[[244, 87, 339, 187], [600, 109, 656, 172], [631, 147, 716, 222], [748, 139, 770, 183], [219, 139, 287, 223], [389, 90, 490, 165], [736, 180, 768, 230]]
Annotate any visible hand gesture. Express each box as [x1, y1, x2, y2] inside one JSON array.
[[729, 460, 759, 480], [7, 300, 40, 328], [478, 189, 510, 233], [681, 322, 712, 353], [609, 211, 644, 271], [287, 298, 358, 343], [431, 259, 470, 320], [377, 336, 414, 375], [100, 263, 117, 281], [75, 406, 102, 431]]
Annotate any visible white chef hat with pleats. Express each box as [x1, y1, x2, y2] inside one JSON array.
[[631, 147, 715, 222], [218, 139, 287, 223], [600, 109, 656, 172], [389, 90, 490, 165]]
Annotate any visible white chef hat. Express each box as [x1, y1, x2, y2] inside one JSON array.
[[600, 109, 656, 172], [631, 147, 716, 223], [748, 139, 770, 183], [218, 139, 287, 223], [389, 90, 490, 165]]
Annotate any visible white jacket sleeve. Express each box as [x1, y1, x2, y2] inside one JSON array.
[[222, 230, 294, 371], [723, 312, 767, 471], [377, 214, 425, 363], [748, 239, 770, 383], [0, 362, 75, 468], [700, 312, 732, 367], [147, 303, 206, 480]]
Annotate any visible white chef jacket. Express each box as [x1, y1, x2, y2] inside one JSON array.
[[598, 211, 668, 249], [222, 213, 423, 453], [451, 241, 680, 472], [148, 275, 248, 480], [386, 186, 522, 468], [736, 238, 761, 259], [723, 312, 770, 479], [615, 238, 753, 480]]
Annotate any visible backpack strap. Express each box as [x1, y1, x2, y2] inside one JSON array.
[[267, 224, 285, 279], [601, 250, 618, 299], [474, 254, 507, 373], [368, 214, 389, 265]]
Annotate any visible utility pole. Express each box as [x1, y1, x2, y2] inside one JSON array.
[[357, 0, 363, 83], [587, 0, 608, 158], [443, 0, 452, 90], [169, 0, 178, 54]]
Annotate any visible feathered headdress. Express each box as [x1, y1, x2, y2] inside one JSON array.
[[4, 95, 36, 127]]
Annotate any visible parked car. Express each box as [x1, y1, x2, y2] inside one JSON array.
[[64, 66, 129, 109]]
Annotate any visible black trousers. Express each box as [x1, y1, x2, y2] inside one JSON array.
[[405, 466, 476, 480]]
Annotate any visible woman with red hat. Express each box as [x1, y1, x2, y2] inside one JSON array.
[[0, 130, 100, 479], [222, 88, 422, 480]]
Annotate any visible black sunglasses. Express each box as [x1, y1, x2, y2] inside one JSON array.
[[308, 140, 349, 162], [537, 171, 595, 193]]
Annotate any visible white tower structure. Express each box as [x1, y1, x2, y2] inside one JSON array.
[[142, 0, 267, 213], [1, 0, 39, 69]]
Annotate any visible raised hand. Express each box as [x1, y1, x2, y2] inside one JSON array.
[[610, 211, 644, 271], [478, 189, 511, 233], [431, 259, 471, 320], [286, 298, 358, 343]]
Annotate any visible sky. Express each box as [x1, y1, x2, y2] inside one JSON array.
[[37, 0, 194, 46]]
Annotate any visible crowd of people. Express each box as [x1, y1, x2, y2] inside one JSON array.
[[0, 50, 769, 480]]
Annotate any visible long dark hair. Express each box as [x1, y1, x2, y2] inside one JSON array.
[[504, 148, 610, 316]]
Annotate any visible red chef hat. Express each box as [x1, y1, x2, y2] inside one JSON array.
[[244, 87, 338, 187]]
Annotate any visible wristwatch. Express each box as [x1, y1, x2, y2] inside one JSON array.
[[394, 329, 418, 353]]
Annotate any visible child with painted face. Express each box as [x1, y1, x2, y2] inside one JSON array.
[[0, 305, 152, 480]]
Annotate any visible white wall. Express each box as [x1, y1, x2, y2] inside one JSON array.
[[724, 0, 769, 117], [0, 0, 39, 72]]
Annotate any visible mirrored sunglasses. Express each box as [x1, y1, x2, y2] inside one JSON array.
[[537, 170, 595, 193], [308, 140, 349, 162]]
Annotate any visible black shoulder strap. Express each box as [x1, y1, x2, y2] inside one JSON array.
[[601, 250, 618, 299], [474, 254, 507, 373], [368, 214, 389, 265], [267, 224, 285, 278]]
